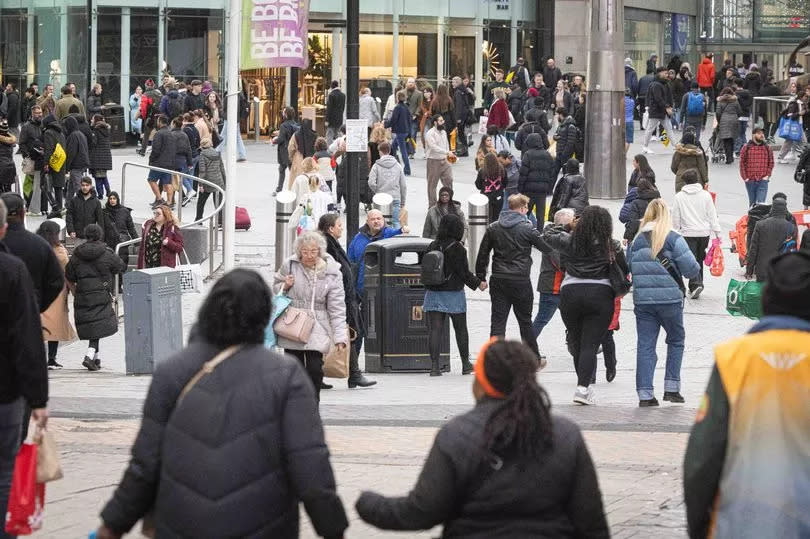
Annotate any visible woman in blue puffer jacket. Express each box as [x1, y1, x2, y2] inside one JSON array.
[[628, 198, 700, 408]]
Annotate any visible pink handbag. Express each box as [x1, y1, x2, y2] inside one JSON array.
[[273, 267, 316, 344]]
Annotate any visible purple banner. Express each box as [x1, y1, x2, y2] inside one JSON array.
[[241, 0, 310, 69]]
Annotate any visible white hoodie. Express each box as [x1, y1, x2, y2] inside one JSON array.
[[671, 183, 722, 238]]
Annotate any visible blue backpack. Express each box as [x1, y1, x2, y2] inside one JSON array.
[[687, 92, 704, 116]]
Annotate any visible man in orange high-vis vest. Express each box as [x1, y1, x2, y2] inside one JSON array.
[[684, 250, 810, 539]]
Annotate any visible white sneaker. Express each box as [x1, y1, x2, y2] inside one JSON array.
[[642, 146, 654, 154], [573, 386, 596, 405]]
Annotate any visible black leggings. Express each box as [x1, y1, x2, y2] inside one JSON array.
[[427, 311, 469, 364], [195, 189, 222, 222], [285, 349, 323, 402], [559, 284, 615, 387], [723, 138, 735, 163], [89, 339, 100, 352], [47, 341, 59, 360]]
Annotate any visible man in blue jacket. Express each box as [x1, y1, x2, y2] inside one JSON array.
[[347, 210, 407, 379], [384, 90, 412, 176]]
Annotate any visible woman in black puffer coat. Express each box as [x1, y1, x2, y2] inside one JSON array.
[[103, 191, 138, 270], [518, 132, 555, 228], [89, 114, 113, 198], [95, 269, 348, 539], [549, 158, 589, 217], [64, 223, 125, 371], [622, 178, 661, 241]]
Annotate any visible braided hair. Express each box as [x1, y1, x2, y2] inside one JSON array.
[[481, 340, 553, 458]]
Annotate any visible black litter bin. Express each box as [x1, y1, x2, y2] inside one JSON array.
[[363, 237, 450, 373], [101, 104, 126, 147]]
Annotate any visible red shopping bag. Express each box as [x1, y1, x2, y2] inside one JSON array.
[[4, 442, 45, 535], [710, 244, 725, 277]]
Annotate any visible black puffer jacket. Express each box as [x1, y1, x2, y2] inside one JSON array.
[[797, 147, 810, 207], [63, 115, 90, 171], [537, 222, 565, 294], [554, 116, 578, 160], [518, 133, 555, 196], [475, 210, 551, 281], [148, 126, 177, 170], [42, 116, 67, 187], [356, 399, 609, 538], [647, 78, 673, 120], [66, 191, 105, 238], [622, 184, 661, 240], [170, 127, 192, 168], [0, 243, 49, 409], [0, 134, 15, 186], [86, 92, 103, 116], [64, 240, 124, 340], [88, 121, 112, 171], [543, 225, 628, 280], [103, 197, 138, 250], [18, 119, 44, 170], [100, 341, 348, 539], [549, 173, 589, 216], [514, 109, 550, 152], [1, 222, 64, 312], [746, 201, 799, 281]]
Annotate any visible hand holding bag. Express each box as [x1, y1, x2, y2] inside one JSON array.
[[272, 262, 316, 344], [710, 241, 725, 277], [323, 328, 355, 379], [176, 249, 203, 294], [4, 442, 45, 535], [34, 427, 63, 483]]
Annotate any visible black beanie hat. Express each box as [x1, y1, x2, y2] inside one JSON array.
[[762, 251, 810, 321]]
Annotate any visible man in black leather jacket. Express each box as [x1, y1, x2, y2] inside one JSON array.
[[475, 194, 551, 359]]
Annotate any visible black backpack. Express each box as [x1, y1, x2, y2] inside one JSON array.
[[421, 242, 456, 286]]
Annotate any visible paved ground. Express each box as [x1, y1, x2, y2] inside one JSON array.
[[15, 118, 807, 537]]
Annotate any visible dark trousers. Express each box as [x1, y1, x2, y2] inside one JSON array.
[[684, 236, 709, 291], [593, 330, 617, 382], [559, 284, 615, 387], [276, 164, 287, 192], [487, 195, 503, 224], [0, 399, 23, 539], [89, 338, 100, 352], [427, 311, 470, 365], [47, 341, 59, 360], [526, 194, 547, 229], [489, 277, 539, 356], [723, 138, 734, 164], [195, 189, 222, 222], [286, 349, 324, 402]]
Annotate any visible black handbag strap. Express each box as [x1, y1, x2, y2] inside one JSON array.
[[644, 232, 686, 296]]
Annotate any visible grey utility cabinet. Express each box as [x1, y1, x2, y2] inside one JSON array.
[[123, 267, 184, 374]]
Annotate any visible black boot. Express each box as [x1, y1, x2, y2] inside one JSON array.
[[460, 358, 473, 375], [348, 373, 377, 388], [430, 359, 442, 377]]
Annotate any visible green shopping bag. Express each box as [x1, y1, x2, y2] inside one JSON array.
[[22, 174, 33, 198], [726, 278, 764, 320]]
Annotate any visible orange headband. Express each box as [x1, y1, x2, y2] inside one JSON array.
[[474, 337, 505, 399]]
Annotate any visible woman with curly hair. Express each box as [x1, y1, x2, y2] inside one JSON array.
[[542, 205, 629, 405], [356, 338, 609, 537]]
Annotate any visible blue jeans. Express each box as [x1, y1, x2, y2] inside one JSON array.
[[391, 199, 401, 229], [735, 119, 749, 153], [216, 120, 247, 160], [391, 133, 411, 175], [409, 121, 418, 155], [0, 399, 23, 539], [634, 302, 685, 400], [532, 292, 561, 339], [744, 179, 769, 207]]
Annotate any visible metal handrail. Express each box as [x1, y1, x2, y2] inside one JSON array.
[[751, 95, 792, 133], [113, 161, 226, 315]]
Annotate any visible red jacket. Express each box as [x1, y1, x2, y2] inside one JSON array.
[[136, 220, 184, 269], [739, 140, 774, 181], [487, 99, 511, 130], [697, 58, 716, 89], [139, 96, 153, 122]]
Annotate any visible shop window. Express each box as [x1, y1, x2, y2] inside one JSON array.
[[755, 0, 809, 40], [448, 36, 474, 79], [67, 6, 89, 96], [166, 9, 223, 85], [0, 9, 28, 90], [130, 9, 158, 90], [97, 8, 121, 105], [703, 0, 753, 41], [624, 9, 662, 76]]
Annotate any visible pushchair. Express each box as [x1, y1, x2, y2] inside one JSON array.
[[708, 127, 726, 163]]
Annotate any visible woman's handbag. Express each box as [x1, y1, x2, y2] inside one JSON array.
[[272, 263, 316, 344], [608, 255, 631, 296]]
